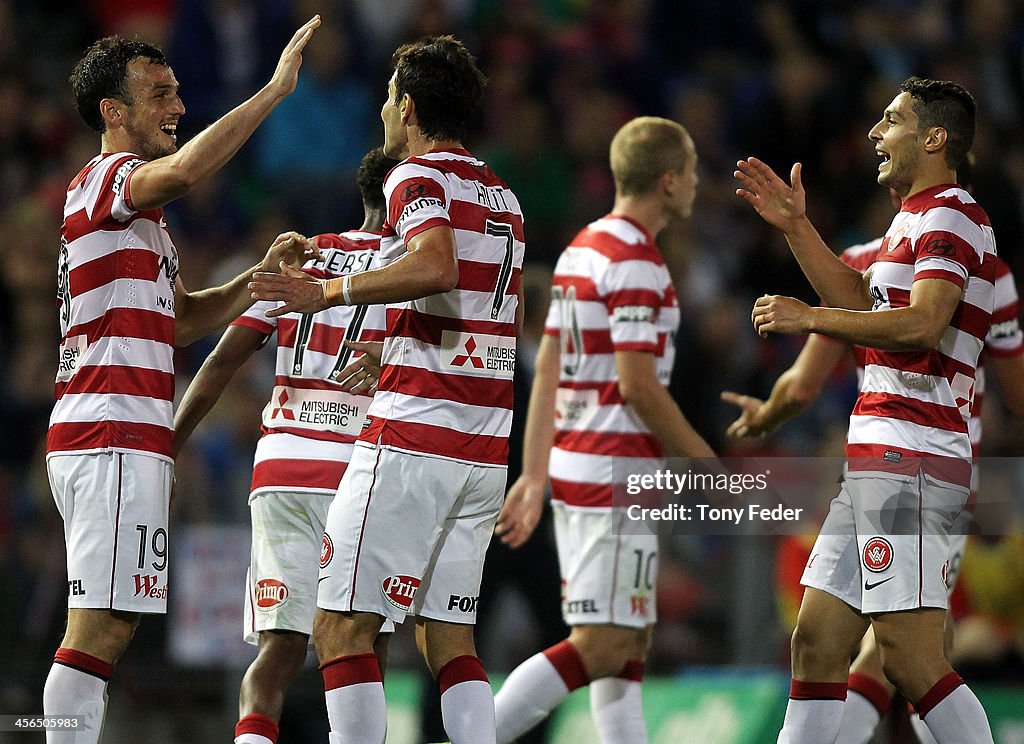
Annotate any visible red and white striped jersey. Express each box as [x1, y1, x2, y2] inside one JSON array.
[[543, 215, 680, 507], [360, 148, 524, 467], [834, 244, 1022, 456], [233, 232, 389, 497], [845, 184, 997, 488], [48, 153, 178, 461]]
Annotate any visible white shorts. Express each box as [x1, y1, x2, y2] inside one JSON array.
[[47, 451, 172, 614], [552, 501, 658, 629], [317, 443, 505, 624], [801, 472, 968, 614]]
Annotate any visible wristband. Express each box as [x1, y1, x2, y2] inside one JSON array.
[[342, 274, 353, 306]]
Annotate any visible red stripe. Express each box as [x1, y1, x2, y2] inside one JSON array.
[[408, 152, 510, 189], [66, 307, 175, 345], [251, 458, 347, 492], [991, 301, 1021, 323], [915, 268, 966, 289], [55, 364, 174, 401], [448, 199, 525, 242], [69, 249, 160, 296], [862, 351, 976, 381], [319, 653, 382, 690], [848, 672, 892, 715], [46, 420, 173, 458], [542, 640, 589, 691], [560, 380, 627, 406], [573, 226, 661, 264], [350, 446, 383, 608], [361, 418, 507, 465], [950, 299, 994, 340], [235, 714, 279, 742], [261, 425, 359, 444], [914, 672, 964, 718], [270, 376, 376, 395], [377, 365, 514, 410], [789, 679, 847, 701], [844, 445, 971, 487], [553, 275, 600, 302], [853, 392, 967, 434], [457, 259, 521, 295], [987, 343, 1024, 359], [231, 315, 274, 335], [553, 430, 663, 458], [54, 647, 113, 680], [386, 307, 514, 344], [437, 654, 489, 694], [885, 287, 911, 307], [550, 478, 614, 507], [915, 229, 977, 266], [606, 288, 663, 308]]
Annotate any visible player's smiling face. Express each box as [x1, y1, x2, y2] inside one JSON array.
[[381, 73, 409, 159], [869, 92, 922, 197], [118, 58, 183, 161]]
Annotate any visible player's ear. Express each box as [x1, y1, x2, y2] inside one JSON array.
[[399, 93, 414, 126], [923, 126, 947, 154], [101, 98, 122, 128]]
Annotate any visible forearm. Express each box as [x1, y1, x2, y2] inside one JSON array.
[[783, 218, 872, 310], [174, 361, 237, 456], [175, 266, 259, 347], [807, 306, 939, 351], [628, 385, 715, 458], [323, 248, 457, 307]]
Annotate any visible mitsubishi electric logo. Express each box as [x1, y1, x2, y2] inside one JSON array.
[[451, 337, 484, 368], [271, 389, 295, 420], [441, 331, 516, 379]]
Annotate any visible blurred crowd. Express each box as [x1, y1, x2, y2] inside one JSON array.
[[3, 0, 1024, 728]]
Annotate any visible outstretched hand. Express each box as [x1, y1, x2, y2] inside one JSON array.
[[268, 15, 321, 99], [734, 157, 806, 231], [334, 340, 384, 394], [720, 390, 771, 438], [250, 262, 328, 317], [260, 231, 321, 272], [751, 294, 813, 338]]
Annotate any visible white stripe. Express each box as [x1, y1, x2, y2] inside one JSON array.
[[916, 205, 991, 259], [76, 336, 174, 374], [368, 389, 512, 437], [847, 415, 971, 458], [254, 432, 353, 463], [590, 217, 647, 245], [601, 260, 668, 294], [407, 287, 518, 324], [555, 404, 650, 435], [963, 275, 996, 313], [452, 228, 526, 264], [860, 365, 957, 407], [65, 226, 167, 268], [51, 392, 172, 427], [549, 447, 656, 484], [915, 256, 967, 283], [937, 325, 984, 368], [554, 246, 611, 278], [994, 271, 1019, 307], [842, 239, 883, 261], [72, 278, 174, 326]]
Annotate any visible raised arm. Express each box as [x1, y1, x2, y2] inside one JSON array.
[[174, 323, 267, 456], [128, 15, 320, 210], [735, 158, 872, 310]]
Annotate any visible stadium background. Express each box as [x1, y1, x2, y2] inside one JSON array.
[[1, 0, 1022, 741]]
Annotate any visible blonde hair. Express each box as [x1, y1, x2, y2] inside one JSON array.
[[610, 117, 691, 196]]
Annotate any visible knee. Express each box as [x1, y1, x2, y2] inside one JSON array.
[[790, 619, 854, 674], [569, 628, 640, 680]]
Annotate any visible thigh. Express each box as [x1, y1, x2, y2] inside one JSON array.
[[48, 452, 172, 613], [553, 503, 658, 629], [317, 446, 465, 623], [851, 475, 965, 614], [244, 490, 332, 643], [414, 464, 506, 624], [801, 483, 863, 611]]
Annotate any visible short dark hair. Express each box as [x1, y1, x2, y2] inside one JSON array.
[[900, 76, 976, 171], [70, 36, 167, 133], [391, 36, 486, 142], [357, 147, 399, 212]]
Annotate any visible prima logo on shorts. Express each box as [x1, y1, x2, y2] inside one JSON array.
[[862, 536, 894, 573], [381, 574, 421, 611], [320, 534, 334, 569], [255, 578, 289, 610]]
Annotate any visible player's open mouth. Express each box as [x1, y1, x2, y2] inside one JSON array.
[[876, 148, 890, 170], [160, 123, 177, 142]]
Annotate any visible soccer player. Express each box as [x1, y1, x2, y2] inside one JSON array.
[[43, 18, 319, 744], [723, 186, 1024, 744], [491, 116, 715, 744], [173, 147, 398, 744], [249, 36, 524, 744], [734, 77, 996, 743]]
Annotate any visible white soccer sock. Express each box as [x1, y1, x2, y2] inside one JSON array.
[[43, 648, 111, 744], [589, 663, 648, 744], [835, 673, 891, 744], [321, 653, 386, 744], [234, 712, 278, 744], [234, 736, 273, 744], [437, 655, 495, 744], [776, 680, 847, 744], [910, 712, 939, 744], [916, 673, 993, 744], [494, 641, 589, 744]]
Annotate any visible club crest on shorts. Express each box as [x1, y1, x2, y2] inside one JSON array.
[[381, 574, 420, 610], [942, 559, 950, 588], [255, 578, 289, 610], [320, 534, 333, 569], [862, 536, 894, 573]]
